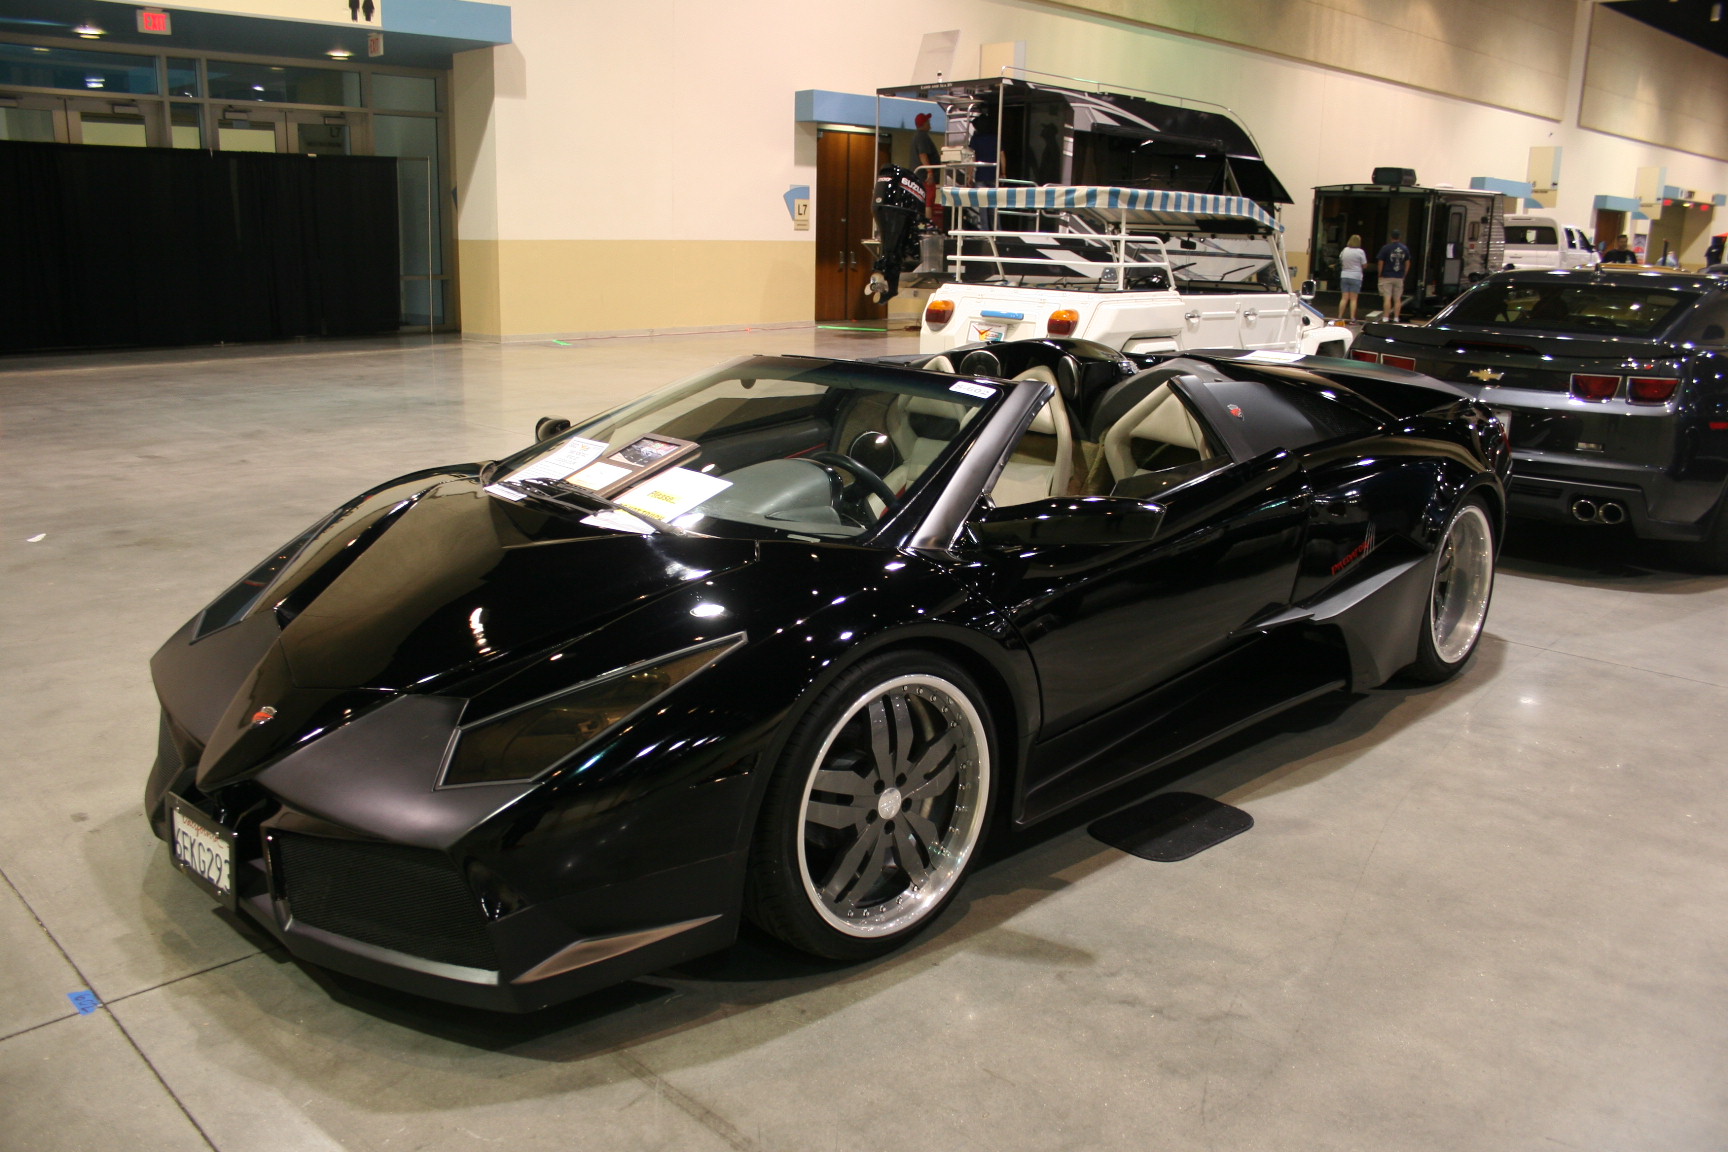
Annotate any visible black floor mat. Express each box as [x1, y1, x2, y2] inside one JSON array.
[[1088, 792, 1254, 861]]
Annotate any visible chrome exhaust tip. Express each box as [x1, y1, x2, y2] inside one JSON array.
[[1598, 502, 1626, 525], [1571, 498, 1598, 522]]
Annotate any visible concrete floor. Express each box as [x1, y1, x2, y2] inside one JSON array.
[[2, 328, 1726, 1152]]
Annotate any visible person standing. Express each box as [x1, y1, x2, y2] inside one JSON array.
[[911, 112, 943, 232], [1601, 234, 1639, 264], [1337, 233, 1367, 321], [1377, 228, 1413, 322]]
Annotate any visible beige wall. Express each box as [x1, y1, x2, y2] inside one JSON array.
[[1035, 0, 1575, 119], [460, 240, 812, 340], [1583, 6, 1728, 162], [453, 0, 1728, 338]]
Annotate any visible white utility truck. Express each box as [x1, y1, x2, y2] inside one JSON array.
[[918, 185, 1350, 359], [1501, 215, 1599, 271]]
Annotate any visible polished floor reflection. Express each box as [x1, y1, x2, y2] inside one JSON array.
[[3, 331, 1725, 1151]]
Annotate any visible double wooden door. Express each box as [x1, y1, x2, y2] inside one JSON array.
[[815, 130, 887, 325]]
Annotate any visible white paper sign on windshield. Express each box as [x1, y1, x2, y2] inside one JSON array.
[[486, 436, 608, 501], [616, 467, 732, 521]]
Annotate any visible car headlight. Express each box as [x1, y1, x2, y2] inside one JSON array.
[[438, 634, 743, 787]]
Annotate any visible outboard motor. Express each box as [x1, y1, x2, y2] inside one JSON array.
[[867, 164, 926, 303]]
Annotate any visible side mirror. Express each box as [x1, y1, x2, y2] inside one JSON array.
[[1299, 279, 1318, 300], [534, 416, 572, 443], [970, 497, 1165, 548]]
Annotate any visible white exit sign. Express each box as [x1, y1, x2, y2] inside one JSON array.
[[137, 8, 171, 34]]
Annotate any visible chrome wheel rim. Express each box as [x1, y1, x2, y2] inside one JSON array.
[[795, 674, 989, 938], [1430, 503, 1494, 665]]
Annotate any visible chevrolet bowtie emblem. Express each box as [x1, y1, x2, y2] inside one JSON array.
[[1467, 368, 1504, 382]]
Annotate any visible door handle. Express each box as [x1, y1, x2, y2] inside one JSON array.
[[1184, 310, 1201, 324], [1243, 308, 1259, 323], [839, 251, 847, 270]]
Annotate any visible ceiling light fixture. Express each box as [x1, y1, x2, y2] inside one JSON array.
[[327, 48, 353, 59], [1714, 2, 1724, 20], [73, 22, 103, 37]]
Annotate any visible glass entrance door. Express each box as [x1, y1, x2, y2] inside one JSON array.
[[286, 109, 362, 155], [66, 96, 151, 146], [0, 94, 63, 141], [216, 105, 281, 151]]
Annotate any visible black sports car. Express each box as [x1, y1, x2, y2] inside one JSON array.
[[1352, 266, 1728, 568], [147, 338, 1509, 1012]]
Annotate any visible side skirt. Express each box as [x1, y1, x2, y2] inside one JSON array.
[[1018, 629, 1348, 826]]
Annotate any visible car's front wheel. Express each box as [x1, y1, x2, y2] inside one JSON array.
[[746, 652, 994, 961], [1404, 496, 1496, 683]]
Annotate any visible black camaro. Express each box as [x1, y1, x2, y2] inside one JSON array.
[[1351, 266, 1728, 568], [147, 338, 1509, 1011]]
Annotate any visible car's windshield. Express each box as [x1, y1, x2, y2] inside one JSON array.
[[490, 356, 999, 540], [1163, 231, 1287, 293], [1439, 281, 1698, 337]]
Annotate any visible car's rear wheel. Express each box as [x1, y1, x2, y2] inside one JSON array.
[[746, 652, 993, 961], [1404, 497, 1496, 683], [1675, 498, 1728, 573]]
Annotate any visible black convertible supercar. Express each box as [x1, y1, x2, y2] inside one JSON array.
[[147, 338, 1509, 1011]]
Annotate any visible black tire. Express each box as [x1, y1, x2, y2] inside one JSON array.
[[1674, 499, 1728, 573], [1403, 496, 1497, 684], [745, 651, 995, 961]]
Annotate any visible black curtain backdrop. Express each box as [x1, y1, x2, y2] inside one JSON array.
[[0, 141, 400, 353]]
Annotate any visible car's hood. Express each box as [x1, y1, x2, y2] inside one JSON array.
[[274, 479, 754, 691], [170, 477, 757, 789]]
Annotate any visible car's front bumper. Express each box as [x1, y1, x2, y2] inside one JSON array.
[[224, 840, 740, 1012]]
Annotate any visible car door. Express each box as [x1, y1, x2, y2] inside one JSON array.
[[959, 389, 1311, 740]]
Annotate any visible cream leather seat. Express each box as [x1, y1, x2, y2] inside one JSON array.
[[990, 365, 1076, 506], [1101, 380, 1213, 484]]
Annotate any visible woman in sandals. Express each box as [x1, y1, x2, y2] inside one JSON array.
[[1337, 233, 1367, 322]]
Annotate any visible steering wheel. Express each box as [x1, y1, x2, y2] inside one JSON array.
[[810, 451, 899, 510]]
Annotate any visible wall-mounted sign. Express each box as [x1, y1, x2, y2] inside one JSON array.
[[136, 8, 171, 34], [367, 31, 383, 56], [784, 184, 810, 230]]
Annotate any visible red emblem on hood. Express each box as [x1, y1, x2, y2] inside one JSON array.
[[251, 706, 278, 725]]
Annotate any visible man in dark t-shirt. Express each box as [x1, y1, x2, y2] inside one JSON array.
[[1377, 229, 1414, 322], [1600, 234, 1639, 264]]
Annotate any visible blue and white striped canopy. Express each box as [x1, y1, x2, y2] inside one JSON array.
[[936, 186, 1281, 232]]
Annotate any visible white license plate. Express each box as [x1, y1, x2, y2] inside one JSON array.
[[971, 322, 1008, 343], [170, 797, 235, 907]]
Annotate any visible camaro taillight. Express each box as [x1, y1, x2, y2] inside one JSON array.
[[1627, 376, 1680, 404], [1047, 309, 1079, 337], [1570, 373, 1620, 402], [924, 299, 955, 328], [1382, 354, 1417, 370], [1351, 350, 1380, 364]]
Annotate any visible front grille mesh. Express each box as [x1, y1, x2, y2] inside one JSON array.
[[275, 833, 497, 971]]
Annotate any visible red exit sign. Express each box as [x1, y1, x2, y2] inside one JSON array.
[[136, 9, 171, 34]]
